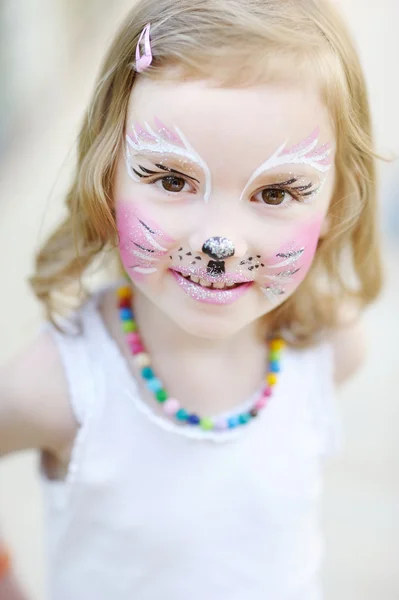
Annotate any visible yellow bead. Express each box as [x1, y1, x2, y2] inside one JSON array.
[[270, 338, 285, 351], [266, 373, 278, 386], [135, 353, 151, 368], [117, 286, 132, 300]]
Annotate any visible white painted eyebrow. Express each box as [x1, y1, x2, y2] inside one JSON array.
[[240, 128, 333, 201], [125, 120, 212, 203]]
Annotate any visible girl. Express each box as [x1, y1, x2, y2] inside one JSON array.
[[0, 0, 382, 598]]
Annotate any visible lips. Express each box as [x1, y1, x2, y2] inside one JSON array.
[[171, 266, 253, 287], [171, 270, 253, 305]]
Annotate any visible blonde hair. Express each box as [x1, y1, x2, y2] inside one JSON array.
[[31, 0, 383, 345]]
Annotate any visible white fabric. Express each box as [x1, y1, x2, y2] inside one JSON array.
[[41, 288, 343, 600]]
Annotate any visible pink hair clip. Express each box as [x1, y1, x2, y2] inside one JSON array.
[[135, 23, 153, 73]]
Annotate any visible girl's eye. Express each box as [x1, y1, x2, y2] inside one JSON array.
[[155, 175, 191, 193], [252, 188, 292, 207]]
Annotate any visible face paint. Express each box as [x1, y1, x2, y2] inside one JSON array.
[[126, 118, 212, 202], [240, 127, 332, 202], [116, 201, 175, 281], [261, 218, 323, 303]]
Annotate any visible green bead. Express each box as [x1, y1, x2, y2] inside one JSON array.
[[269, 349, 280, 362], [176, 409, 188, 421], [200, 418, 213, 431], [155, 389, 168, 403], [123, 320, 136, 333]]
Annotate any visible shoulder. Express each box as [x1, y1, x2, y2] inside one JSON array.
[[0, 328, 78, 457], [328, 302, 367, 385]]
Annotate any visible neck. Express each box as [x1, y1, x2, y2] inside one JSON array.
[[132, 288, 269, 415]]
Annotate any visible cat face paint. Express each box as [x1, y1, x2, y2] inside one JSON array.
[[240, 127, 332, 202], [116, 201, 175, 282], [126, 117, 212, 202], [260, 218, 323, 303]]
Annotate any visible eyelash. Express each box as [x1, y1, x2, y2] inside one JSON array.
[[131, 165, 318, 206]]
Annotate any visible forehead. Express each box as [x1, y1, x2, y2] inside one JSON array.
[[127, 78, 334, 171]]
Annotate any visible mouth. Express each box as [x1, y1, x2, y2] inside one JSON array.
[[170, 269, 253, 305]]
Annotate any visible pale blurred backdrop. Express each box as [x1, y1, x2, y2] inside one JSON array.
[[0, 1, 398, 599]]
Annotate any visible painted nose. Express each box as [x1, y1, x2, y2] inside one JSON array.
[[202, 236, 235, 261]]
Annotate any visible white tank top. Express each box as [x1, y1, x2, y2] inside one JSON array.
[[41, 287, 342, 600]]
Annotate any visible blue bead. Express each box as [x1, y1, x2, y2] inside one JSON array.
[[270, 360, 281, 373], [120, 308, 134, 321], [228, 416, 239, 429], [147, 378, 163, 392], [187, 414, 200, 425], [176, 409, 189, 421], [141, 367, 154, 380], [239, 413, 250, 425]]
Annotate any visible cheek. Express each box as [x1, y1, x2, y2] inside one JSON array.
[[260, 217, 323, 296], [116, 200, 175, 283]]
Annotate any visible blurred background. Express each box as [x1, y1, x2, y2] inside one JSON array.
[[0, 1, 398, 598]]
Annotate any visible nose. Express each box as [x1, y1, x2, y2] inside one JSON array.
[[202, 237, 235, 261]]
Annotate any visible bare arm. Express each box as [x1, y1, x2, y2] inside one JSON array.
[[0, 331, 77, 458]]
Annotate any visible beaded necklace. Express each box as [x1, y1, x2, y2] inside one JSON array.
[[117, 285, 284, 431]]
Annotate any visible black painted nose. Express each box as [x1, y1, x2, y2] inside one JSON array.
[[202, 237, 235, 261]]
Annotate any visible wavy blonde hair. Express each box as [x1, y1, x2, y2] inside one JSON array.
[[31, 0, 383, 345]]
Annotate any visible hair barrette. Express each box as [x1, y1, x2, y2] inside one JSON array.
[[135, 23, 153, 73]]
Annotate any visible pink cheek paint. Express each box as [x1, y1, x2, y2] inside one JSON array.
[[261, 217, 323, 301], [116, 200, 175, 282]]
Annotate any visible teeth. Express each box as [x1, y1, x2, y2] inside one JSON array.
[[226, 282, 235, 287], [213, 282, 225, 289], [190, 276, 200, 283], [199, 278, 212, 287]]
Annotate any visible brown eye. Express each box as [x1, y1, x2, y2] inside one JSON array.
[[261, 188, 287, 205], [161, 176, 186, 193]]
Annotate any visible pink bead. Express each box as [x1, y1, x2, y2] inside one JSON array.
[[129, 342, 145, 355], [126, 332, 140, 345], [255, 396, 269, 411], [163, 398, 180, 416], [214, 419, 228, 431], [262, 386, 272, 398]]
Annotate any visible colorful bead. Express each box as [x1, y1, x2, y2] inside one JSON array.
[[123, 320, 136, 333], [239, 413, 251, 425], [156, 389, 168, 403], [187, 414, 200, 425], [164, 398, 180, 416], [118, 297, 132, 309], [249, 408, 258, 417], [266, 373, 278, 386], [269, 361, 280, 373], [255, 396, 269, 410], [130, 342, 145, 355], [120, 307, 134, 321], [270, 338, 285, 351], [200, 418, 214, 431], [228, 416, 239, 428], [262, 386, 272, 398], [118, 286, 132, 300], [176, 409, 189, 421], [141, 366, 154, 379], [147, 378, 163, 392], [269, 349, 281, 362], [134, 353, 151, 368], [126, 332, 140, 345]]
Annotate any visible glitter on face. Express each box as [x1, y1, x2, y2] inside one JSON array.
[[171, 270, 253, 305], [125, 118, 212, 202], [116, 201, 175, 281], [261, 218, 324, 303], [240, 127, 333, 202]]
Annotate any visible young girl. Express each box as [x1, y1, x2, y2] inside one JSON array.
[[0, 0, 382, 598]]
